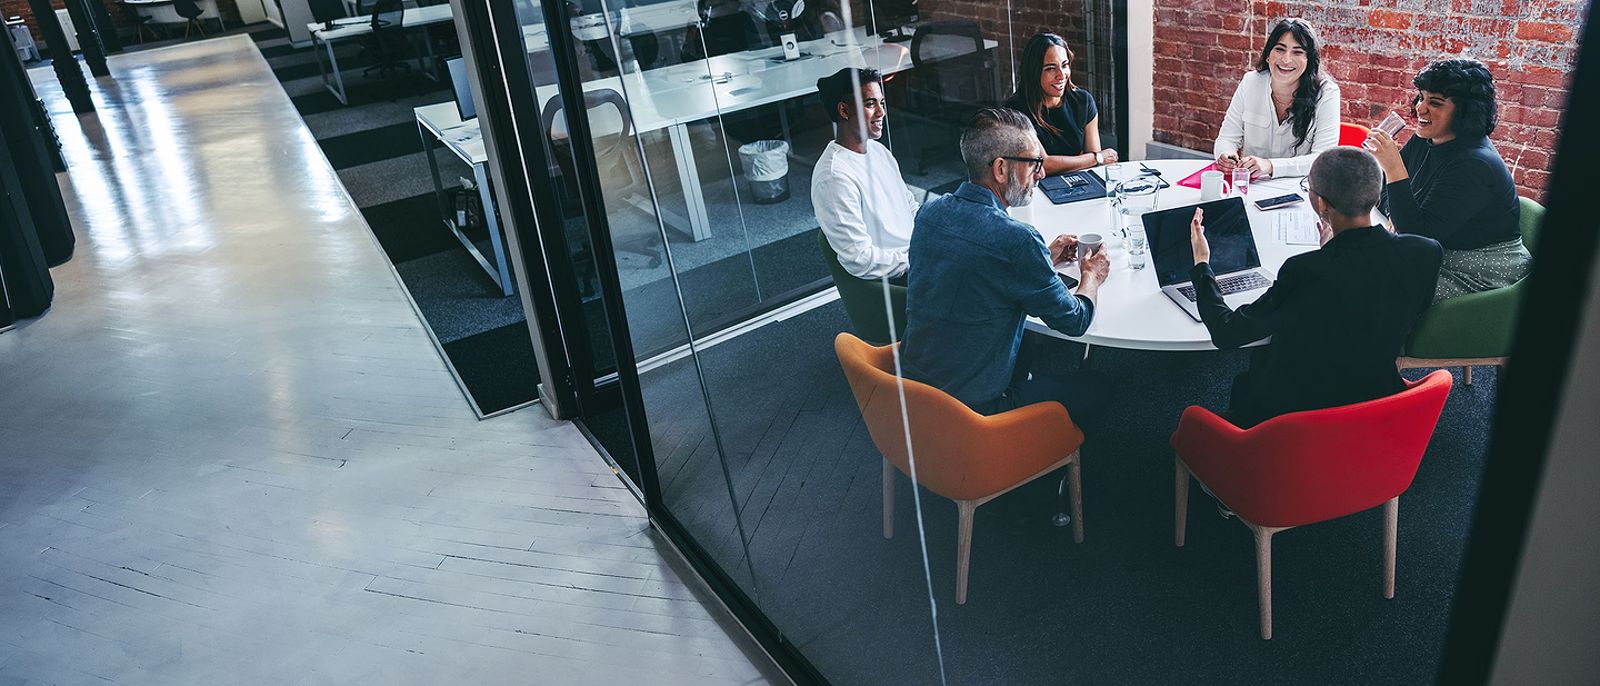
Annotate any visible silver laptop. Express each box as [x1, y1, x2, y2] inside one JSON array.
[[1143, 196, 1274, 322]]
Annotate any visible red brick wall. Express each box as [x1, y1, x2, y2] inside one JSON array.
[[1152, 0, 1584, 201]]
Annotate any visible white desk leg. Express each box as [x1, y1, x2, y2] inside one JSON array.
[[475, 162, 514, 297], [321, 36, 348, 105], [666, 122, 712, 242]]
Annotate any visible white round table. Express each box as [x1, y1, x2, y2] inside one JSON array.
[[1011, 158, 1323, 351]]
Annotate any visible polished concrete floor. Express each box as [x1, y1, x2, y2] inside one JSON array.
[[1, 37, 772, 684]]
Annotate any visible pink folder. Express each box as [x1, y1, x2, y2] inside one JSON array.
[[1177, 162, 1219, 190]]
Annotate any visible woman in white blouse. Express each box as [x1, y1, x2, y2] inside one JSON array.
[[1214, 18, 1340, 179]]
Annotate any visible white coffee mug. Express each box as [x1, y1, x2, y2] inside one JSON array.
[[1077, 232, 1104, 259], [1200, 170, 1225, 201]]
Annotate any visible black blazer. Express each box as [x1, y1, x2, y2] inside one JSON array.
[[1190, 227, 1443, 427]]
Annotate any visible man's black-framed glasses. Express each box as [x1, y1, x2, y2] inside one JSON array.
[[1000, 156, 1046, 174]]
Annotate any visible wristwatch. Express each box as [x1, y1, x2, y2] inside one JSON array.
[[1094, 150, 1105, 165]]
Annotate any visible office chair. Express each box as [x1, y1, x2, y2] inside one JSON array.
[[1338, 122, 1370, 147], [174, 0, 207, 37], [818, 232, 906, 345], [362, 0, 413, 81], [540, 90, 664, 268], [906, 20, 994, 174], [1170, 370, 1452, 639], [836, 333, 1086, 604], [1398, 196, 1542, 384]]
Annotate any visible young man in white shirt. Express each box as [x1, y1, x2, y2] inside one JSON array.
[[811, 68, 920, 282]]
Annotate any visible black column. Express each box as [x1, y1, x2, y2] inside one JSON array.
[[85, 0, 123, 53], [62, 0, 110, 77], [1, 30, 75, 267], [26, 0, 95, 113], [0, 129, 56, 326]]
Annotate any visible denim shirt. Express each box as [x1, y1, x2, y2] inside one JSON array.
[[901, 182, 1095, 410]]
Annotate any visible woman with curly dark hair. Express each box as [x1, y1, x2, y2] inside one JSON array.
[[1213, 18, 1341, 179], [1367, 58, 1527, 302], [1005, 33, 1118, 174]]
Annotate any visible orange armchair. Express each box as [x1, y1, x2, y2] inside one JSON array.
[[1170, 370, 1453, 639], [835, 333, 1086, 604]]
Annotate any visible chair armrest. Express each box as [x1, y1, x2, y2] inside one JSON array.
[[1405, 280, 1524, 359], [976, 400, 1084, 452]]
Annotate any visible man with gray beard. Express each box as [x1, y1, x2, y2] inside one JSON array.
[[901, 108, 1111, 420]]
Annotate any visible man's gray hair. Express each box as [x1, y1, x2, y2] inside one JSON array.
[[1308, 147, 1384, 217], [960, 108, 1037, 182]]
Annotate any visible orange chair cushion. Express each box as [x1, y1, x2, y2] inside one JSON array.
[[836, 334, 1085, 502]]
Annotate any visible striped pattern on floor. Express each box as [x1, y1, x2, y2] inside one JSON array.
[[248, 25, 541, 415]]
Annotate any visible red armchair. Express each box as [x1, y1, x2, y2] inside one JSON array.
[[1338, 122, 1371, 147], [1170, 370, 1453, 639]]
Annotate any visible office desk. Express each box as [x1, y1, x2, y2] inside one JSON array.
[[414, 103, 513, 297], [308, 5, 450, 105], [1020, 159, 1321, 351], [535, 28, 997, 241]]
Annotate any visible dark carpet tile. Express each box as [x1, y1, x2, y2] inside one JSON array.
[[290, 91, 351, 117], [249, 27, 287, 41], [257, 43, 302, 59], [441, 322, 540, 414], [359, 193, 459, 262], [318, 122, 422, 168], [272, 58, 371, 82]]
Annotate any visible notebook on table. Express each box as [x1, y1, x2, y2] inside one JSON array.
[[1039, 170, 1107, 204]]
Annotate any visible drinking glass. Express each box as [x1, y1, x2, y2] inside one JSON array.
[[1231, 167, 1250, 196], [1104, 163, 1126, 207], [1363, 111, 1408, 150], [1127, 230, 1147, 270]]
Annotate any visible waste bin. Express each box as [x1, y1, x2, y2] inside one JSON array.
[[738, 140, 789, 204]]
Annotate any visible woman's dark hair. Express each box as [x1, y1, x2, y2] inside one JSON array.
[[1255, 18, 1324, 149], [1412, 58, 1499, 138], [816, 67, 884, 123], [1017, 33, 1076, 138]]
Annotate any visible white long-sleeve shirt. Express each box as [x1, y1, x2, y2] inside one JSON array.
[[1213, 70, 1341, 179], [811, 140, 919, 280]]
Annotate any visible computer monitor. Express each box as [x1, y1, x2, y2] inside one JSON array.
[[308, 0, 347, 30], [867, 0, 918, 42], [446, 58, 476, 121]]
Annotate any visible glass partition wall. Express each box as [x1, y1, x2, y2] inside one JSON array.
[[473, 0, 1562, 676], [502, 0, 1136, 682]]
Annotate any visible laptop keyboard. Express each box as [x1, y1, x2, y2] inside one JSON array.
[[1176, 272, 1270, 301]]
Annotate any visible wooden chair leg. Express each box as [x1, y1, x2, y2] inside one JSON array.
[[1384, 496, 1398, 599], [955, 500, 976, 604], [1252, 524, 1277, 640], [1067, 453, 1084, 544], [1174, 457, 1190, 547], [882, 459, 894, 539], [1464, 366, 1474, 385]]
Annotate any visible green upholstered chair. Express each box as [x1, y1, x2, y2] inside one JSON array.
[[819, 231, 908, 345], [1398, 196, 1542, 385]]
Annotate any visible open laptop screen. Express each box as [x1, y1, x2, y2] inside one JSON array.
[[1144, 196, 1261, 286]]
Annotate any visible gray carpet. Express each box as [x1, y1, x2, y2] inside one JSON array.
[[614, 299, 1491, 685]]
